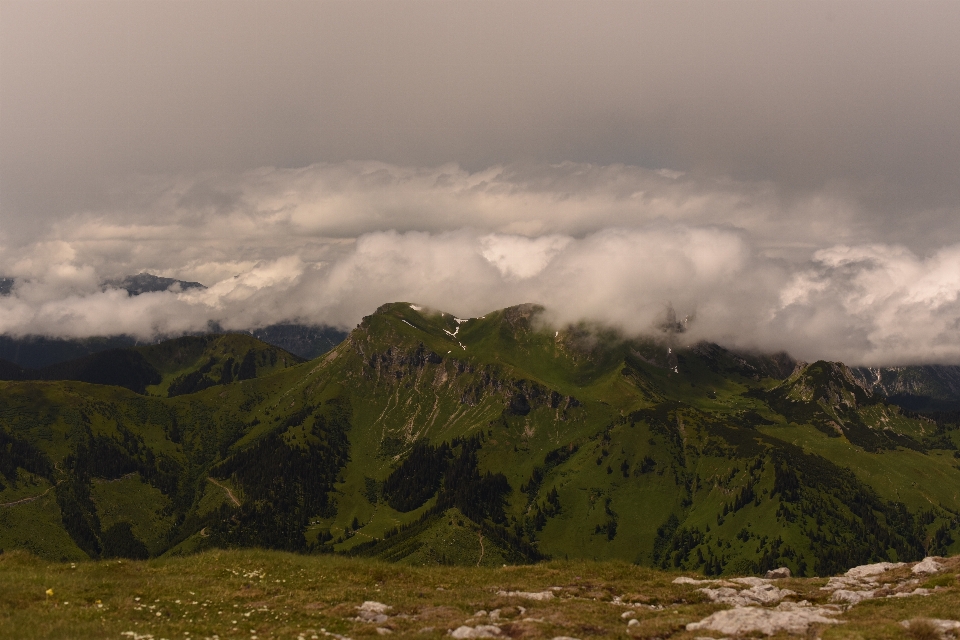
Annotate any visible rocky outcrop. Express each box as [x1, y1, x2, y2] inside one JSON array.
[[686, 601, 842, 636]]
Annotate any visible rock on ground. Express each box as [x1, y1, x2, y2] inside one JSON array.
[[686, 602, 842, 636], [496, 590, 555, 601], [913, 557, 945, 575], [901, 618, 960, 636], [450, 625, 502, 638], [843, 562, 904, 579], [356, 601, 392, 624], [699, 583, 796, 606]]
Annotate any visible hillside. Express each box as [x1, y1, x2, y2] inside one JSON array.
[[0, 334, 303, 395], [1, 302, 959, 577]]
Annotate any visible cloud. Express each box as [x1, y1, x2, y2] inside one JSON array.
[[1, 161, 959, 366], [480, 234, 571, 280], [765, 244, 960, 365], [5, 0, 960, 244]]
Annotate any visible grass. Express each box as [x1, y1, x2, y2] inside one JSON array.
[[2, 549, 959, 640]]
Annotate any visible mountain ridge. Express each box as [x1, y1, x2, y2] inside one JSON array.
[[1, 301, 959, 576]]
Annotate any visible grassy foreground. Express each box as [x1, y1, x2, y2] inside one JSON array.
[[1, 549, 959, 640]]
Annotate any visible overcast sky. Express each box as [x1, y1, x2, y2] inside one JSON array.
[[2, 1, 960, 365]]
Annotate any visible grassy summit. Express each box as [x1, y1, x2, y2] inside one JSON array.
[[1, 549, 958, 639]]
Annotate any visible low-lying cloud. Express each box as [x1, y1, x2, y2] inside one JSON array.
[[1, 162, 959, 366]]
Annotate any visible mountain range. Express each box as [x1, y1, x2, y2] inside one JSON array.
[[0, 274, 347, 367], [1, 301, 958, 577]]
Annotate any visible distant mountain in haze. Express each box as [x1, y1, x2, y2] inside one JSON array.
[[0, 333, 302, 395], [103, 272, 207, 296], [0, 334, 141, 369], [0, 273, 348, 367], [0, 325, 347, 370], [250, 324, 348, 360]]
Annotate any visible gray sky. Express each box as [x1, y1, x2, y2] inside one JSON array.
[[2, 1, 960, 364]]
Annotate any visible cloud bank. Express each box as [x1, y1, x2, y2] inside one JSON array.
[[1, 162, 959, 366]]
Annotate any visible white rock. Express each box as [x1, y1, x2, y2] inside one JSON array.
[[359, 601, 393, 614], [674, 576, 713, 585], [376, 628, 392, 635], [764, 567, 791, 579], [450, 625, 502, 638], [731, 577, 772, 587], [496, 590, 555, 601], [901, 619, 960, 633], [699, 583, 795, 606], [912, 557, 944, 575], [357, 601, 392, 624], [821, 576, 857, 591], [358, 612, 390, 623], [627, 619, 640, 627], [843, 562, 904, 579], [687, 602, 842, 635], [830, 589, 875, 604], [551, 637, 582, 640], [889, 587, 933, 598], [621, 610, 637, 619]]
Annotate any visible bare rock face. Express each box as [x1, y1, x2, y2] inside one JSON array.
[[686, 602, 842, 636]]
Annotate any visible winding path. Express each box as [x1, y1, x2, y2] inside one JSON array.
[[207, 477, 241, 506], [0, 486, 54, 508]]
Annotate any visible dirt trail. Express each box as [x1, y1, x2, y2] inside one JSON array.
[[477, 532, 484, 567], [207, 477, 241, 506], [0, 486, 53, 508]]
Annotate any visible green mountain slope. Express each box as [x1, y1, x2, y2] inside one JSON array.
[[0, 333, 303, 396], [2, 302, 959, 576]]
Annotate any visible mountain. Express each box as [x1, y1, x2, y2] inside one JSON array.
[[250, 323, 349, 360], [103, 272, 207, 296], [0, 334, 303, 395], [0, 334, 141, 369], [851, 365, 960, 411], [0, 324, 347, 369], [1, 302, 958, 576], [2, 272, 348, 365]]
